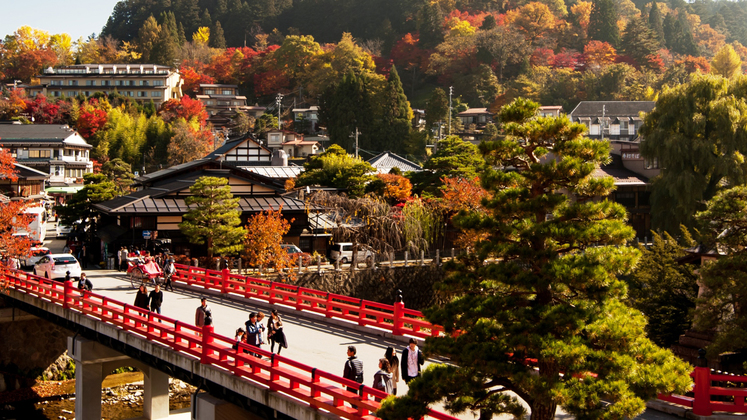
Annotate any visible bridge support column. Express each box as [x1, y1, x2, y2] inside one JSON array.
[[68, 336, 171, 420], [144, 367, 170, 419]]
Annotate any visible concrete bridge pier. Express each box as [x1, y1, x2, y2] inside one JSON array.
[[68, 336, 170, 420]]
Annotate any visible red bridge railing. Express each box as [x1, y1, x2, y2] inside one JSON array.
[[0, 268, 457, 420], [172, 264, 444, 339], [659, 367, 747, 416]]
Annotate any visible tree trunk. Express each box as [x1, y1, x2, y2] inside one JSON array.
[[529, 400, 557, 420]]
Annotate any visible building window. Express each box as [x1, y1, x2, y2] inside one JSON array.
[[50, 80, 62, 86], [51, 91, 61, 97], [64, 168, 84, 178], [102, 80, 111, 86], [131, 216, 156, 230], [222, 89, 232, 95], [137, 91, 148, 97], [68, 80, 78, 86], [589, 124, 600, 135], [151, 91, 162, 97], [68, 91, 77, 97], [153, 80, 164, 86], [615, 192, 636, 208], [620, 120, 629, 130], [204, 89, 215, 94], [64, 149, 73, 157], [645, 158, 659, 169], [140, 80, 150, 86], [85, 80, 96, 86], [29, 150, 51, 158]]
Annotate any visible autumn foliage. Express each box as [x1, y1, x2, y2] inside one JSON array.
[[158, 96, 208, 126], [242, 207, 297, 280]]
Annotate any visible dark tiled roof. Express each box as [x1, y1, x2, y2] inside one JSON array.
[[0, 124, 78, 141], [570, 101, 655, 118], [14, 163, 49, 179], [367, 152, 423, 174], [134, 158, 212, 183], [592, 154, 648, 186], [94, 195, 307, 215]]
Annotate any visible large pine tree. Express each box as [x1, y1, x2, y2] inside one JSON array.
[[378, 98, 691, 420], [648, 1, 665, 48], [588, 0, 620, 48], [621, 16, 660, 70], [375, 65, 413, 154]]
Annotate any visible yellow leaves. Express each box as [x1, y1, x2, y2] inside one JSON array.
[[505, 2, 557, 44], [571, 1, 592, 31], [446, 19, 476, 39], [192, 27, 210, 46], [583, 41, 617, 67], [711, 44, 743, 79]]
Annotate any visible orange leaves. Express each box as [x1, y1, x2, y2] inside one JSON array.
[[390, 33, 431, 73], [377, 173, 413, 203], [675, 55, 711, 74], [158, 96, 208, 126], [439, 176, 490, 213], [243, 207, 296, 280], [181, 66, 216, 96], [584, 41, 617, 67]]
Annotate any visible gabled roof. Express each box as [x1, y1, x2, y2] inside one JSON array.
[[458, 108, 491, 116], [367, 152, 423, 174], [569, 101, 655, 118], [241, 166, 303, 179], [134, 158, 212, 184], [94, 195, 308, 215], [0, 124, 86, 143], [13, 163, 49, 180]]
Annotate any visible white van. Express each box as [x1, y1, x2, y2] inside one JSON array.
[[329, 242, 374, 264], [15, 206, 47, 243]]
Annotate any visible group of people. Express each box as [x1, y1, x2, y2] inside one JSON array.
[[343, 338, 424, 399], [234, 309, 288, 356]]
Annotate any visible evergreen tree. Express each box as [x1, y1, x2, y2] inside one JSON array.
[[626, 232, 698, 348], [177, 22, 187, 46], [179, 176, 246, 259], [136, 15, 161, 63], [424, 88, 449, 139], [318, 70, 371, 152], [409, 136, 485, 195], [588, 0, 620, 48], [200, 8, 213, 29], [640, 74, 747, 233], [295, 145, 376, 197], [378, 98, 692, 420], [648, 1, 665, 48], [621, 16, 660, 70], [210, 21, 227, 49], [375, 65, 413, 154], [416, 1, 445, 49], [177, 0, 201, 36], [664, 10, 699, 55]]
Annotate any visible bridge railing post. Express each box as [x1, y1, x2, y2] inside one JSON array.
[[693, 366, 712, 416], [325, 293, 332, 318], [200, 325, 215, 364], [393, 290, 404, 336], [221, 268, 229, 294], [63, 280, 73, 310]]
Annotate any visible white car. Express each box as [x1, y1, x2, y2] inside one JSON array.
[[33, 253, 82, 281], [56, 223, 73, 238], [329, 242, 374, 264], [21, 247, 51, 268]]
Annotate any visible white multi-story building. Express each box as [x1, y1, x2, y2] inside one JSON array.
[[0, 124, 93, 193], [27, 64, 182, 106]]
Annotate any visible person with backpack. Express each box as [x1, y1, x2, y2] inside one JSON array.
[[372, 358, 393, 398], [195, 297, 212, 328], [343, 345, 364, 408]]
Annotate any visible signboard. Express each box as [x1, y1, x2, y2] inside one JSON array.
[[142, 230, 151, 240]]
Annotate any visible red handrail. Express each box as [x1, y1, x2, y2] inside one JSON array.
[[0, 267, 456, 420], [658, 367, 747, 416], [172, 264, 444, 339]]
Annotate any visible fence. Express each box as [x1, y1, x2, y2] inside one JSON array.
[[659, 366, 747, 416], [172, 264, 444, 339], [0, 267, 456, 420]]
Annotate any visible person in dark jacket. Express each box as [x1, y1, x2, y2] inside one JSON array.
[[401, 338, 424, 384], [77, 273, 93, 291], [267, 309, 287, 354], [385, 347, 400, 395], [244, 312, 261, 357], [134, 284, 149, 314], [148, 284, 163, 314], [343, 345, 364, 409], [372, 358, 393, 397]]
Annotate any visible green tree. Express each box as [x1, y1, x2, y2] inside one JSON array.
[[101, 158, 135, 195], [318, 70, 379, 152], [209, 21, 226, 49], [621, 16, 660, 70], [424, 87, 449, 139], [56, 173, 118, 239], [711, 44, 743, 78], [295, 145, 376, 197], [136, 15, 161, 63], [694, 186, 747, 356], [626, 231, 698, 348], [663, 11, 699, 56], [588, 0, 620, 48], [409, 136, 485, 195], [179, 176, 246, 259], [378, 98, 692, 420], [648, 1, 665, 48], [640, 74, 747, 233], [374, 65, 413, 154]]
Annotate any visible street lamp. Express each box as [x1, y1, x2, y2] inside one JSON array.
[[276, 93, 284, 129]]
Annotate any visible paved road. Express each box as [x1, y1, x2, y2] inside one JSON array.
[[34, 222, 681, 420]]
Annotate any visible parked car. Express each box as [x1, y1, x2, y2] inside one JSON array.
[[56, 222, 73, 238], [33, 253, 82, 280], [280, 244, 312, 266], [329, 242, 374, 265], [21, 247, 51, 268]]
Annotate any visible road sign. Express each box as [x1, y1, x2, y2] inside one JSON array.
[[142, 230, 151, 240]]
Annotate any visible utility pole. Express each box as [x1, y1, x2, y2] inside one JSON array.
[[354, 127, 359, 159], [276, 93, 283, 129], [448, 86, 453, 136]]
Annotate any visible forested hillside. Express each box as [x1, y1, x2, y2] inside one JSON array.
[[3, 0, 747, 156]]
